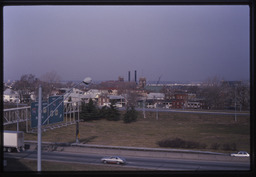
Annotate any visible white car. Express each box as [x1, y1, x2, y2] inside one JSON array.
[[101, 156, 126, 165], [230, 151, 250, 157]]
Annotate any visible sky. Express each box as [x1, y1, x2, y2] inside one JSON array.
[[3, 5, 250, 83]]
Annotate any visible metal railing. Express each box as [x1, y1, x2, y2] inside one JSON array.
[[3, 106, 31, 132]]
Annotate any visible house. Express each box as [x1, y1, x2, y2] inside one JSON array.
[[57, 88, 85, 103], [83, 89, 106, 103], [145, 93, 165, 108], [171, 93, 188, 109], [147, 93, 165, 100], [172, 99, 186, 109], [162, 100, 173, 109], [187, 94, 203, 109], [4, 88, 20, 103], [187, 101, 202, 109], [174, 93, 188, 100], [109, 95, 126, 107], [98, 95, 126, 107]]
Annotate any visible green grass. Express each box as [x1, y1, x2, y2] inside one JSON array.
[[7, 111, 250, 153]]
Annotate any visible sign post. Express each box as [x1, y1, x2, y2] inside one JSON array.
[[76, 120, 79, 143]]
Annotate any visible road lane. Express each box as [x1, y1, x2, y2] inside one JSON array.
[[4, 150, 250, 171], [131, 108, 250, 116], [124, 156, 250, 171]]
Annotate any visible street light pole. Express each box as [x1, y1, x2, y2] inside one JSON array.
[[37, 77, 91, 172], [235, 86, 237, 122], [37, 85, 42, 172], [76, 120, 79, 143], [143, 98, 146, 119]]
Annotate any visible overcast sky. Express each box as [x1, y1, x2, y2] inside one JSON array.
[[4, 5, 250, 83]]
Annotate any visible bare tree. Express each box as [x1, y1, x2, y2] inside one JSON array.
[[39, 71, 62, 98], [199, 76, 224, 109], [65, 81, 75, 88], [12, 74, 40, 103], [229, 81, 250, 111], [199, 76, 249, 110], [236, 82, 250, 110], [125, 90, 139, 107], [40, 71, 61, 83]]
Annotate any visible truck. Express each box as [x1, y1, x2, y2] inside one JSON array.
[[3, 130, 25, 152]]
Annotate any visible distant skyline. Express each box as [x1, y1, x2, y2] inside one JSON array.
[[4, 5, 250, 82]]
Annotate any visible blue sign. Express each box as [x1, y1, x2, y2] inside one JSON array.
[[31, 95, 64, 128], [31, 101, 48, 128], [49, 96, 64, 124]]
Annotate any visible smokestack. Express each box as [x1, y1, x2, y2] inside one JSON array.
[[128, 71, 130, 82], [135, 70, 137, 84]]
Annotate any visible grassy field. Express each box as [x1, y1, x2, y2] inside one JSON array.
[[15, 111, 250, 153], [5, 112, 250, 152]]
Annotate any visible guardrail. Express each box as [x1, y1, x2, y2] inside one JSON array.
[[70, 143, 227, 156], [24, 140, 226, 156]]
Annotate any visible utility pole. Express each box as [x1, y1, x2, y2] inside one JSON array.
[[235, 86, 237, 122], [76, 120, 80, 143], [16, 103, 19, 132], [154, 96, 158, 120], [76, 101, 80, 143], [156, 104, 159, 120], [143, 99, 146, 118], [36, 77, 92, 171], [37, 86, 42, 171]]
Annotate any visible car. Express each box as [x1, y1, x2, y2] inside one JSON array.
[[230, 151, 250, 157], [101, 156, 126, 165]]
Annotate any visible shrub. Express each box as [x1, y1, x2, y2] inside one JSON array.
[[80, 99, 101, 121], [157, 138, 207, 149], [222, 143, 231, 151], [105, 104, 121, 121], [211, 143, 221, 150], [230, 143, 237, 151], [123, 106, 138, 123], [221, 143, 237, 151], [99, 105, 109, 118]]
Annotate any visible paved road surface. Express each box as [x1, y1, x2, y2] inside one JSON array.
[[4, 150, 250, 171], [127, 108, 250, 116]]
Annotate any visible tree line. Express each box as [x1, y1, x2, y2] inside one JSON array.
[[80, 99, 138, 123], [7, 72, 71, 103], [8, 74, 250, 111], [197, 78, 250, 110], [161, 77, 250, 111]]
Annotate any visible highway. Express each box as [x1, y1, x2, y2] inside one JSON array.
[[4, 150, 250, 171], [132, 108, 250, 116]]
